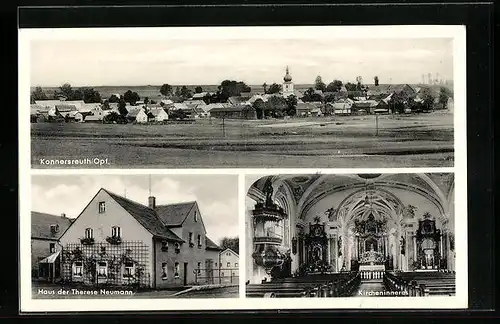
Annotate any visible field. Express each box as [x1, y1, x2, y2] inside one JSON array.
[[31, 112, 454, 168]]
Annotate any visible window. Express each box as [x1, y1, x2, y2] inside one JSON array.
[[49, 243, 55, 253], [85, 228, 93, 239], [197, 234, 202, 248], [226, 252, 230, 256], [221, 272, 225, 277], [194, 211, 198, 222], [197, 262, 201, 275], [161, 241, 168, 252], [161, 263, 168, 280], [189, 232, 193, 246], [174, 262, 180, 278], [97, 261, 108, 278], [50, 224, 59, 233], [73, 261, 83, 277], [98, 201, 106, 213], [123, 262, 134, 278], [227, 262, 231, 268], [235, 263, 238, 267], [111, 226, 121, 238]]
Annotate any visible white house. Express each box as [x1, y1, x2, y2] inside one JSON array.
[[135, 109, 149, 123], [219, 248, 239, 281], [150, 108, 169, 122]]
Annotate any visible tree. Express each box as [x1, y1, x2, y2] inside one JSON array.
[[108, 94, 120, 103], [118, 99, 128, 116], [174, 86, 182, 97], [123, 90, 140, 105], [219, 237, 239, 255], [355, 76, 364, 91], [160, 84, 173, 97], [217, 80, 251, 102], [344, 82, 357, 91], [103, 111, 119, 124], [267, 83, 281, 94], [285, 94, 298, 116], [144, 97, 149, 105], [302, 87, 322, 102], [266, 96, 287, 117], [388, 91, 406, 114], [326, 80, 343, 92], [195, 86, 203, 94], [82, 87, 102, 103], [314, 76, 326, 92], [420, 87, 436, 111], [58, 83, 74, 99], [374, 76, 379, 86], [262, 82, 268, 94], [180, 86, 192, 99], [31, 86, 48, 103], [438, 87, 453, 109], [252, 98, 266, 119]]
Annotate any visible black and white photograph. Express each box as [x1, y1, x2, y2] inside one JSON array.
[[29, 174, 239, 299], [245, 173, 461, 301], [21, 26, 461, 169]]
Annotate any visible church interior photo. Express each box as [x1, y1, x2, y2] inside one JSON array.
[[245, 173, 456, 298]]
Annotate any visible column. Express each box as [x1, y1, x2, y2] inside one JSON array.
[[327, 236, 331, 266], [333, 236, 337, 272], [413, 234, 417, 263]]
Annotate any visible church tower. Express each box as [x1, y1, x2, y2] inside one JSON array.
[[282, 66, 294, 98]]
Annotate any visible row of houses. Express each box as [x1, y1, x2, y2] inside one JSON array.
[[32, 189, 239, 288]]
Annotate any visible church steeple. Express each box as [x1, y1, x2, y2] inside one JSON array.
[[283, 66, 292, 82]]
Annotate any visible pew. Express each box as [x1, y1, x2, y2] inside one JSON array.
[[384, 271, 456, 296], [246, 272, 361, 298]]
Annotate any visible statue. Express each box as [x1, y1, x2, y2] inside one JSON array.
[[369, 243, 374, 251], [263, 178, 274, 207], [400, 235, 406, 255], [337, 237, 342, 256]]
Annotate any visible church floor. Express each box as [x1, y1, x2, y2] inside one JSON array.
[[352, 279, 386, 297]]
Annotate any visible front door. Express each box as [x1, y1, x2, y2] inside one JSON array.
[[183, 263, 188, 286]]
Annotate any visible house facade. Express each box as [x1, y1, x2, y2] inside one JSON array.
[[219, 248, 239, 281], [58, 188, 221, 288], [31, 212, 73, 281]]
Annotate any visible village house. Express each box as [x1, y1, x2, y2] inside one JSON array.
[[330, 99, 353, 115], [209, 104, 257, 120], [57, 188, 222, 288], [135, 109, 149, 123], [149, 108, 169, 122], [296, 102, 323, 117], [219, 248, 239, 282], [31, 212, 73, 282]]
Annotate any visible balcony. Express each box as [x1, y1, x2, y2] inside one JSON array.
[[254, 235, 283, 245], [252, 203, 287, 222]]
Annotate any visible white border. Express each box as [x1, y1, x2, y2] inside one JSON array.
[[19, 25, 467, 312]]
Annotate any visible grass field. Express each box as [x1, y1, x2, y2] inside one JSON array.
[[31, 112, 454, 168]]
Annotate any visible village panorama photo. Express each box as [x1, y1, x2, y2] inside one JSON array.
[[21, 26, 462, 169], [27, 174, 239, 299]]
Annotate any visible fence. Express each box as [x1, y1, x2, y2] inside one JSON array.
[[61, 241, 151, 288], [194, 267, 239, 285]]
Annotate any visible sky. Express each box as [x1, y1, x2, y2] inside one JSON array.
[[31, 174, 238, 245], [30, 38, 453, 87]]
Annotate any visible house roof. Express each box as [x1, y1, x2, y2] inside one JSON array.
[[149, 108, 167, 117], [84, 115, 103, 121], [155, 201, 196, 226], [184, 100, 206, 106], [206, 237, 222, 251], [227, 96, 248, 105], [32, 211, 73, 240], [296, 102, 323, 110], [220, 247, 239, 256], [55, 104, 78, 112], [126, 108, 142, 118], [34, 100, 62, 107], [104, 189, 184, 242], [192, 92, 209, 99], [209, 105, 250, 113], [172, 103, 189, 110]]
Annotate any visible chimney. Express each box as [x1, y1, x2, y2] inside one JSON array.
[[61, 213, 66, 218], [148, 196, 156, 209]]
